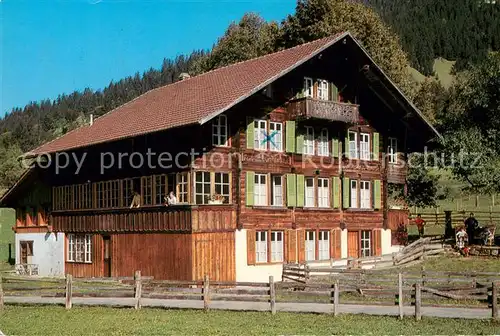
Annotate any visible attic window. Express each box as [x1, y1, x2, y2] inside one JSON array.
[[212, 115, 228, 147]]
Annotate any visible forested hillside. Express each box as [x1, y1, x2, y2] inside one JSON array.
[[363, 0, 500, 75]]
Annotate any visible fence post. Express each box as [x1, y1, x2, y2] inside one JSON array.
[[398, 272, 404, 319], [493, 281, 498, 321], [269, 275, 276, 315], [203, 274, 210, 312], [134, 270, 142, 310], [305, 265, 310, 282], [0, 274, 4, 311], [65, 274, 73, 310], [333, 280, 339, 317], [414, 283, 422, 321]]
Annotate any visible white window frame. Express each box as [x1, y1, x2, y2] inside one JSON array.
[[269, 122, 283, 152], [214, 172, 230, 204], [349, 131, 358, 159], [304, 77, 313, 97], [360, 181, 371, 209], [304, 126, 315, 155], [350, 180, 358, 209], [67, 234, 92, 263], [212, 115, 228, 147], [361, 231, 372, 257], [271, 175, 283, 207], [254, 119, 267, 151], [305, 177, 315, 208], [305, 231, 316, 261], [318, 231, 330, 260], [318, 178, 330, 208], [255, 231, 268, 263], [254, 174, 267, 206], [388, 137, 398, 164], [360, 133, 370, 160], [195, 172, 211, 205], [317, 128, 329, 156], [317, 79, 329, 100], [270, 231, 284, 262]]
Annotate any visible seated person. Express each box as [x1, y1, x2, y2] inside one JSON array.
[[455, 227, 468, 249], [129, 191, 141, 208], [164, 191, 177, 206]]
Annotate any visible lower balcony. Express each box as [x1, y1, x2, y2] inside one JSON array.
[[288, 97, 359, 123], [51, 204, 236, 233]]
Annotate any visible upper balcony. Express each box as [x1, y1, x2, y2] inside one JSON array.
[[287, 97, 360, 124]]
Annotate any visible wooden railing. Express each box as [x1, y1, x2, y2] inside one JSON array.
[[287, 97, 359, 123]]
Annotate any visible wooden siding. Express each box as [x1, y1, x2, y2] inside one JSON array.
[[65, 234, 104, 278], [191, 207, 236, 232], [192, 232, 235, 282]]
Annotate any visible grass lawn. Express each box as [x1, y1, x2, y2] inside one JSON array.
[[408, 254, 500, 273], [1, 306, 499, 335]]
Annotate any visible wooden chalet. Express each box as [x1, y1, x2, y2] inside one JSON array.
[[1, 32, 440, 282]]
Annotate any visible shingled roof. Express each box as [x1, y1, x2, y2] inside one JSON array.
[[28, 33, 350, 155]]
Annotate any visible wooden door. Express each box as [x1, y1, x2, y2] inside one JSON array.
[[103, 236, 111, 277], [347, 231, 359, 258]]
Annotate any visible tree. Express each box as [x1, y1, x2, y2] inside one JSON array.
[[279, 0, 416, 97], [413, 78, 447, 124], [0, 133, 24, 191], [439, 52, 500, 194]]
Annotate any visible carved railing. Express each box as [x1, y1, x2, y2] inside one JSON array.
[[288, 98, 359, 123]]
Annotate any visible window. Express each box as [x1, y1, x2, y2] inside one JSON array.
[[317, 128, 329, 156], [214, 172, 230, 204], [155, 175, 168, 204], [177, 173, 189, 203], [305, 231, 316, 261], [195, 172, 211, 204], [254, 174, 267, 206], [212, 115, 228, 146], [349, 131, 358, 159], [304, 126, 315, 155], [141, 176, 153, 205], [124, 178, 140, 208], [305, 177, 315, 207], [317, 79, 329, 100], [350, 180, 358, 208], [360, 181, 371, 209], [255, 231, 268, 263], [67, 234, 92, 263], [360, 133, 370, 160], [254, 120, 267, 150], [271, 176, 283, 206], [304, 77, 313, 97], [109, 180, 120, 208], [270, 231, 284, 262], [20, 241, 34, 264], [269, 122, 283, 152], [388, 137, 398, 164], [361, 231, 372, 257], [318, 178, 330, 208], [318, 231, 330, 260]]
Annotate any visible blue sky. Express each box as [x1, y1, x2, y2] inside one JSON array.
[[1, 0, 296, 115]]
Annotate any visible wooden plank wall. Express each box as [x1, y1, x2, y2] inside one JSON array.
[[110, 233, 193, 280], [65, 234, 104, 278], [191, 232, 235, 282], [191, 208, 236, 232]]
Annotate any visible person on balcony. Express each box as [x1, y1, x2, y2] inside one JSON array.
[[129, 191, 141, 208], [165, 191, 177, 206]]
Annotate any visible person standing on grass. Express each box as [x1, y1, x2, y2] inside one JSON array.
[[465, 212, 479, 245], [414, 214, 426, 238]]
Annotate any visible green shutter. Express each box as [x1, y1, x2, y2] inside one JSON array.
[[342, 177, 350, 209], [286, 174, 297, 207], [246, 118, 254, 149], [344, 134, 350, 159], [296, 131, 304, 154], [330, 82, 338, 101], [372, 132, 379, 161], [332, 176, 341, 208], [296, 175, 305, 207], [246, 171, 255, 206], [374, 179, 382, 209], [286, 121, 296, 153], [332, 138, 339, 158]]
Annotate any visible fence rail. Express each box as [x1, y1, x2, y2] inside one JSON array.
[[1, 271, 499, 320]]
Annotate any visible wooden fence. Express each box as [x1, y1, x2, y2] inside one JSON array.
[[409, 210, 500, 230], [1, 271, 499, 320]]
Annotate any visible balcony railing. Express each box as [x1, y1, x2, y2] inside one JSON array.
[[288, 97, 359, 123]]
